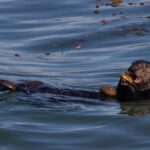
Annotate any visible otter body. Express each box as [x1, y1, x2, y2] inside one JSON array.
[[17, 81, 100, 99], [0, 80, 102, 99], [0, 60, 149, 102]]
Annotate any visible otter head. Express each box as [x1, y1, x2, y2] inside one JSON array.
[[117, 60, 150, 101], [128, 60, 150, 91]]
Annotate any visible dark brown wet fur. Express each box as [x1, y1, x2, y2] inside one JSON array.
[[128, 60, 150, 91], [0, 60, 149, 101], [117, 60, 150, 101]]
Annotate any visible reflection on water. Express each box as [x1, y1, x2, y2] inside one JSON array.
[[0, 0, 150, 150], [120, 101, 150, 116]]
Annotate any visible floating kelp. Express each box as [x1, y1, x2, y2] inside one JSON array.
[[120, 24, 149, 36]]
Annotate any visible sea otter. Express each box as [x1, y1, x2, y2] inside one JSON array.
[[101, 60, 150, 101], [0, 60, 149, 101]]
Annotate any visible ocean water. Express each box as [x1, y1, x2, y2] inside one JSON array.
[[0, 0, 150, 150]]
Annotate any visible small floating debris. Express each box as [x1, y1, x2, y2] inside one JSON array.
[[128, 2, 134, 5], [120, 25, 149, 36], [139, 2, 144, 6], [100, 19, 108, 25], [75, 42, 81, 49], [44, 52, 51, 56], [112, 12, 123, 16], [112, 0, 123, 6], [94, 9, 100, 14], [14, 53, 21, 57], [94, 3, 100, 14], [104, 0, 123, 7], [128, 2, 145, 6], [96, 5, 99, 8]]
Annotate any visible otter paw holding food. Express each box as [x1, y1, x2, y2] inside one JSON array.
[[100, 85, 117, 97]]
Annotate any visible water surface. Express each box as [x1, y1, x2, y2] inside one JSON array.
[[0, 0, 150, 150]]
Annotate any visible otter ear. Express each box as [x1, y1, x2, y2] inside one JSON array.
[[133, 77, 142, 84]]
